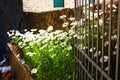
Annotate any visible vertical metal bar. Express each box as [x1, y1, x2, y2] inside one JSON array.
[[88, 0, 90, 74], [78, 1, 81, 79], [77, 0, 79, 79], [96, 0, 99, 80], [78, 0, 82, 79], [81, 0, 83, 50], [84, 0, 87, 80], [75, 0, 77, 21], [108, 0, 113, 75], [96, 0, 99, 66], [75, 1, 78, 79], [82, 0, 86, 79], [81, 0, 84, 79], [102, 0, 105, 69], [77, 49, 79, 79], [74, 0, 77, 79], [101, 0, 105, 80], [91, 0, 95, 76], [115, 0, 120, 80]]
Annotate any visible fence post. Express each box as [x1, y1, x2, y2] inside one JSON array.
[[116, 1, 120, 80]]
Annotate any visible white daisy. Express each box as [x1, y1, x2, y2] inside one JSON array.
[[31, 68, 37, 74]]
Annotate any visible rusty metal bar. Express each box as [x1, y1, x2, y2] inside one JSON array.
[[77, 49, 79, 79], [91, 0, 95, 77], [74, 0, 77, 79], [101, 0, 105, 80], [77, 0, 79, 79], [108, 0, 113, 75], [88, 0, 90, 74], [102, 0, 105, 69], [74, 0, 80, 79], [74, 56, 94, 80], [83, 1, 86, 79], [81, 0, 84, 79], [75, 44, 112, 80], [74, 0, 120, 80], [96, 0, 99, 65], [81, 0, 83, 49], [74, 0, 77, 21], [74, 49, 78, 79], [84, 0, 87, 79], [96, 0, 100, 80], [115, 1, 120, 80]]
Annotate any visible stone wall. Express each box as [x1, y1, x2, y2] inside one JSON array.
[[22, 8, 74, 30]]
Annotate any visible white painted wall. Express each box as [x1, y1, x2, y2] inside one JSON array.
[[23, 0, 74, 13]]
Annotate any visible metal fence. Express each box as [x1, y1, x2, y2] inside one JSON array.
[[74, 0, 120, 80]]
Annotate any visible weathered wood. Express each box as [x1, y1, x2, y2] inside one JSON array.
[[6, 46, 33, 80]]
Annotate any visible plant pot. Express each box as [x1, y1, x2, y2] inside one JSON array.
[[6, 46, 33, 80]]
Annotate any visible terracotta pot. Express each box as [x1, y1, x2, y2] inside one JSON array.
[[2, 71, 11, 80]]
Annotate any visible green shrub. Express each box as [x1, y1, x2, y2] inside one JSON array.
[[8, 16, 77, 80]]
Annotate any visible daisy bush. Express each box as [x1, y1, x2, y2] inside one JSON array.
[[7, 16, 77, 80]]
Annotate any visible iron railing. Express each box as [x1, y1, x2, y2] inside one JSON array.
[[74, 0, 120, 80]]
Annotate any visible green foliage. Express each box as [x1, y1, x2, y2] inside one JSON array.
[[8, 19, 76, 79]]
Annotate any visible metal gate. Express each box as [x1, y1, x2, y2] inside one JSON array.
[[74, 0, 120, 80]]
